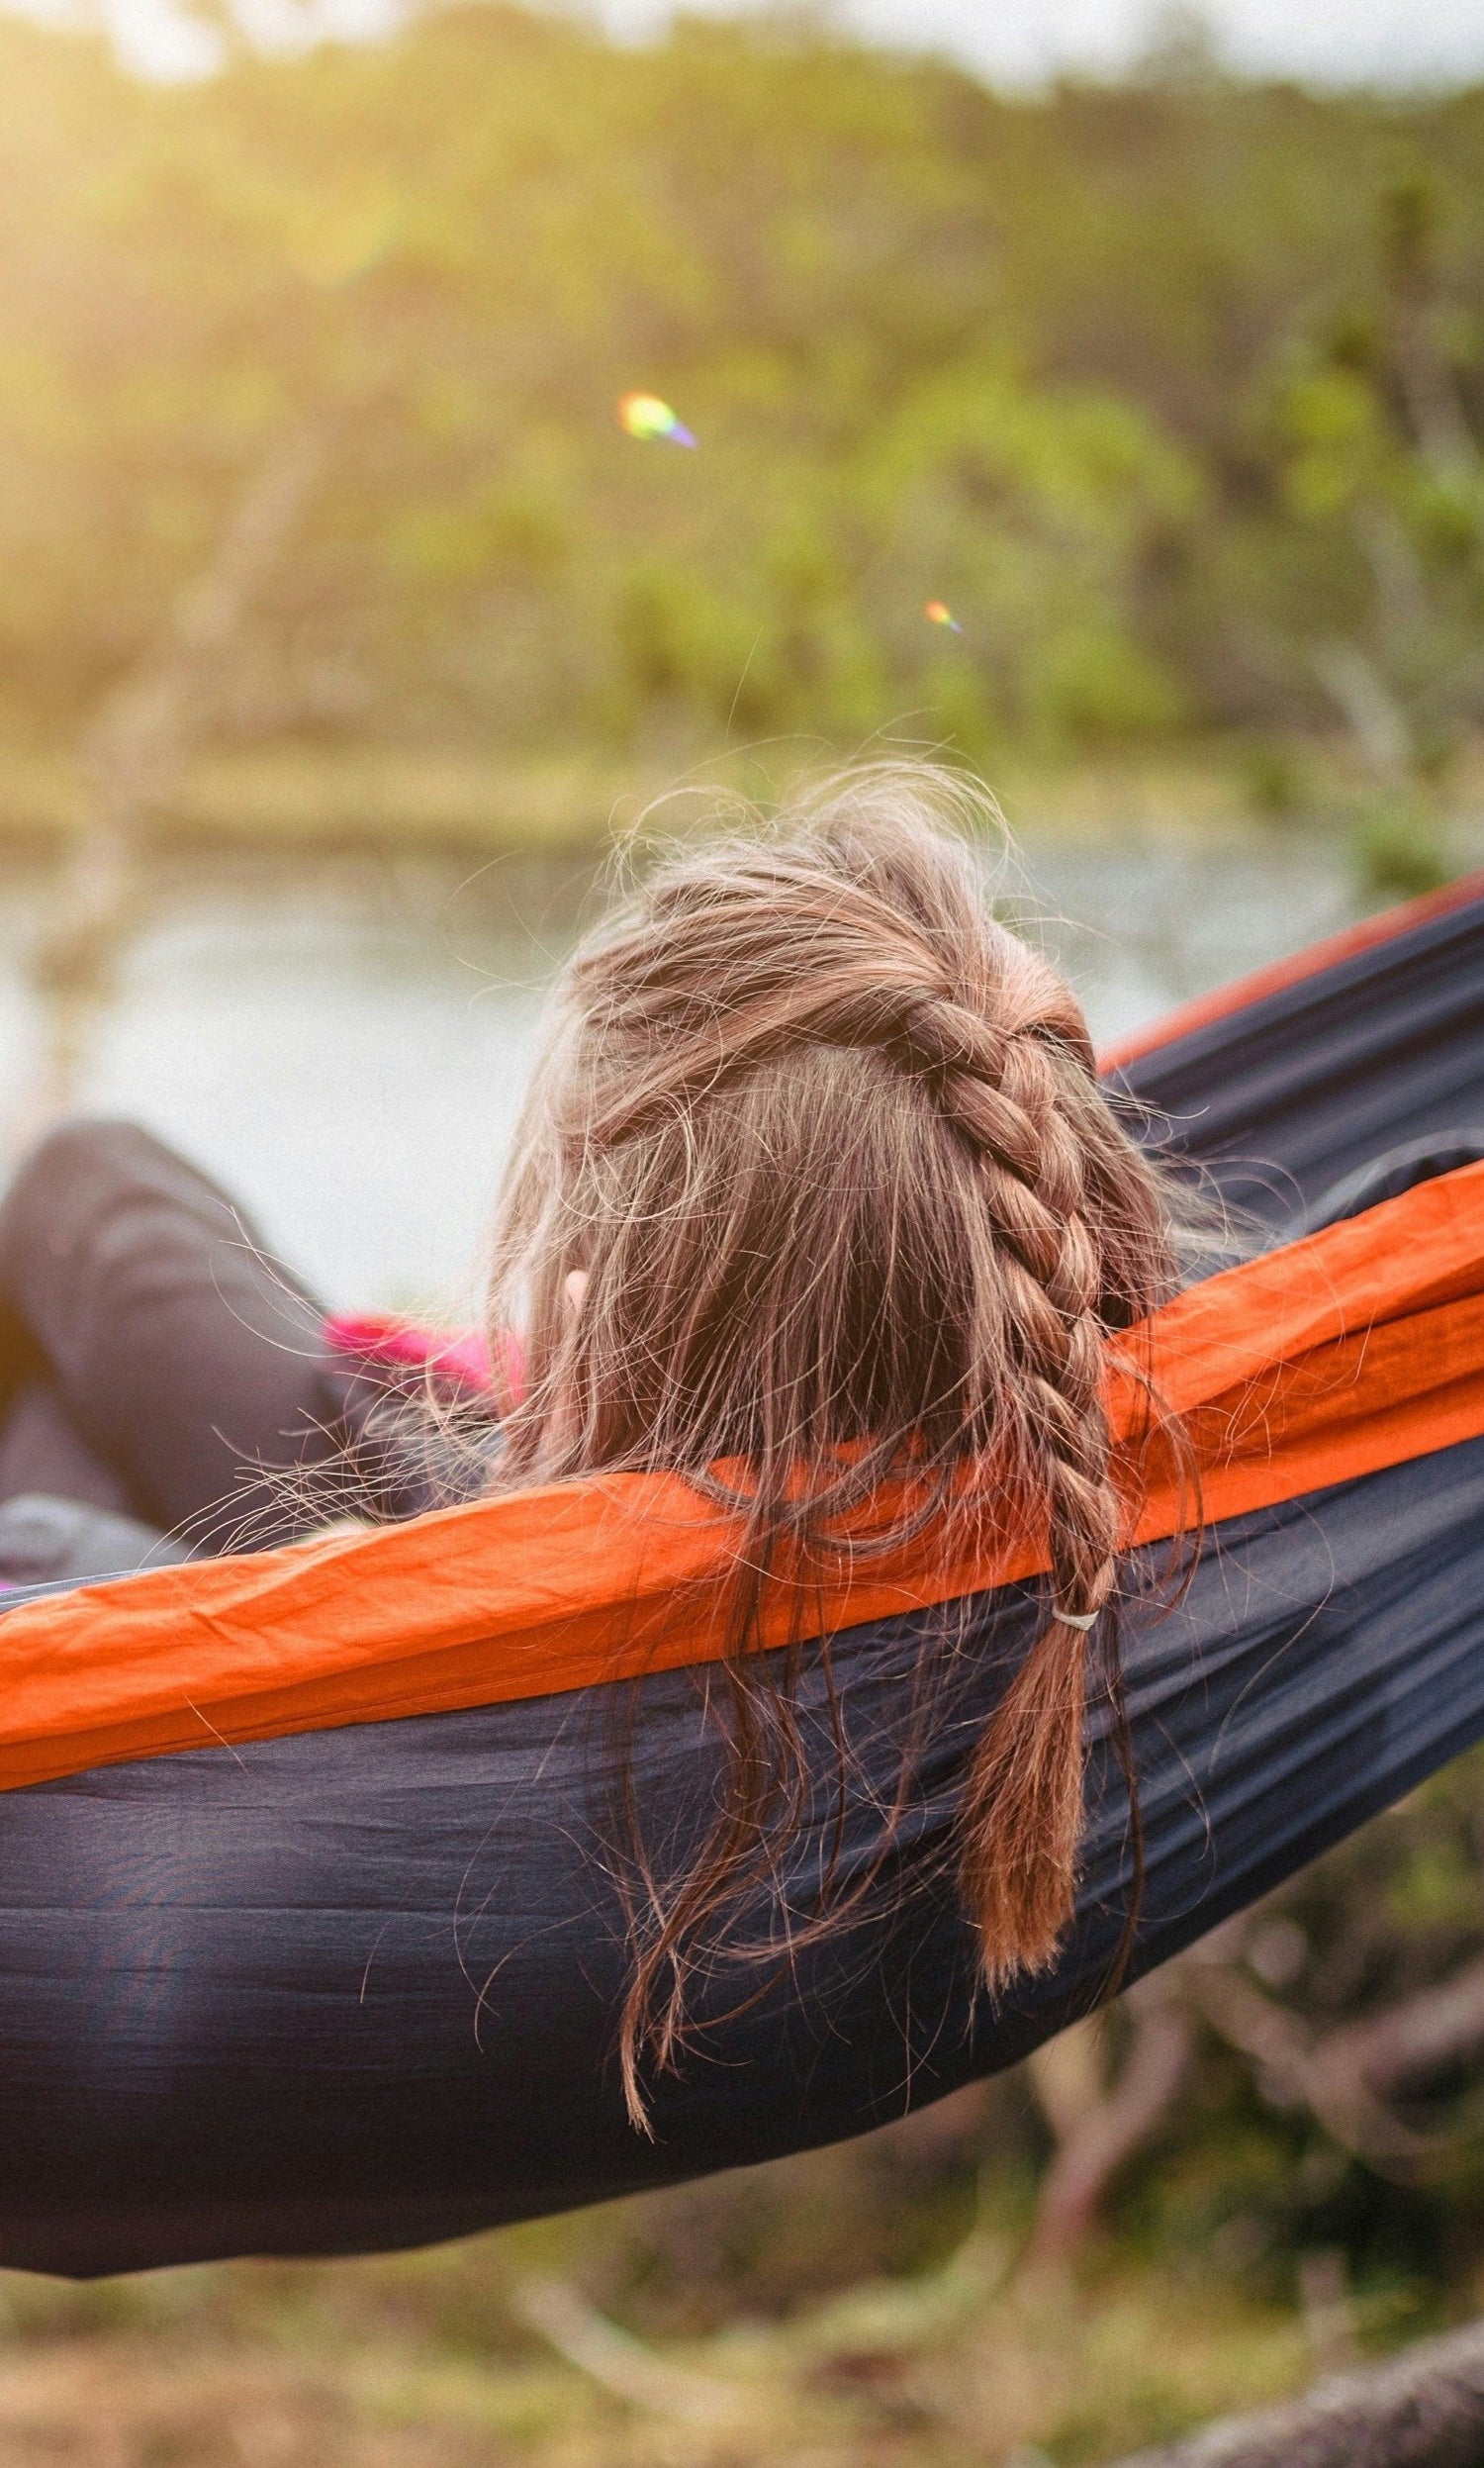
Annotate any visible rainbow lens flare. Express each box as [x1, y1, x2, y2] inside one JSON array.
[[924, 601, 964, 633], [617, 392, 696, 448]]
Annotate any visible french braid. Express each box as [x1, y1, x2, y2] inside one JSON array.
[[486, 763, 1178, 2103], [892, 989, 1123, 1980]]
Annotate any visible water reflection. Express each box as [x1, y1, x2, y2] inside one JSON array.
[[0, 836, 1356, 1311]]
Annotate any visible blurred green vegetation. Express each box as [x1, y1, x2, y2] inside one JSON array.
[[7, 1, 1484, 822], [2, 14, 1484, 2460]]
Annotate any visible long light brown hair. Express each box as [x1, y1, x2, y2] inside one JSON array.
[[484, 763, 1179, 2124]]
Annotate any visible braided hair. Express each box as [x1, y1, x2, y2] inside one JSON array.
[[486, 763, 1178, 2121]]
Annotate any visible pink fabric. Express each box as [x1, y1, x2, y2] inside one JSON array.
[[323, 1313, 522, 1401]]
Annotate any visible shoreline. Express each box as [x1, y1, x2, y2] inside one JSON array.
[[0, 741, 1477, 861]]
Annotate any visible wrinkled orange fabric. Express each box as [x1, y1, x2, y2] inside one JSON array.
[[0, 1160, 1478, 1793]]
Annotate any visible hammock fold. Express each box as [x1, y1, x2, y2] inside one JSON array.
[[0, 1155, 1480, 1792], [0, 872, 1477, 2278]]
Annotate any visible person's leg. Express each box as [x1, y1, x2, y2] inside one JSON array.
[[0, 1381, 134, 1518], [0, 1491, 192, 1586], [0, 1119, 343, 1550]]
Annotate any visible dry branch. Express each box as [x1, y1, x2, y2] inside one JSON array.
[[1319, 1951, 1484, 2117], [1107, 2315, 1484, 2468], [511, 2276, 738, 2424], [1182, 1946, 1484, 2174], [1025, 1978, 1193, 2262]]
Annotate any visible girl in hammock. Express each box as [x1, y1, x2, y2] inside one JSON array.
[[0, 766, 1182, 2110]]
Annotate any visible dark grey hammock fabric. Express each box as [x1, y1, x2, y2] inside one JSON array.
[[0, 881, 1476, 2278]]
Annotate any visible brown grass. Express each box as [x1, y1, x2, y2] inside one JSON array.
[[0, 2203, 1334, 2468]]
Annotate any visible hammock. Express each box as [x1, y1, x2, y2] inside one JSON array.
[[0, 871, 1480, 2279]]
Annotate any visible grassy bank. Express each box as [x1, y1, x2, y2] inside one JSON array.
[[0, 2187, 1377, 2468], [2, 739, 1482, 872]]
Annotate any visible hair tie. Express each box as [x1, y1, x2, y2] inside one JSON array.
[[1051, 1603, 1100, 1630]]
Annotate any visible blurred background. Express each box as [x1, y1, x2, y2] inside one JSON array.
[[4, 0, 1484, 2457]]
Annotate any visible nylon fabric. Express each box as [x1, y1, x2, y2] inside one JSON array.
[[1112, 869, 1484, 1224], [0, 877, 1479, 2275], [0, 1432, 1480, 2276], [0, 1154, 1479, 1789]]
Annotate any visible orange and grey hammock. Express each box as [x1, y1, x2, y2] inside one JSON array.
[[0, 871, 1479, 2277]]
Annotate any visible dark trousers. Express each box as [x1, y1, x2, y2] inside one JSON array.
[[0, 1120, 356, 1557]]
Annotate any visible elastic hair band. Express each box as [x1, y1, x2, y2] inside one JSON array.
[[1051, 1604, 1101, 1630]]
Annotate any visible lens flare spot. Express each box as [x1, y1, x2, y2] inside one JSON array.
[[617, 392, 697, 448], [924, 601, 964, 633]]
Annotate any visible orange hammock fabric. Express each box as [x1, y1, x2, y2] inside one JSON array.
[[0, 1155, 1477, 1796]]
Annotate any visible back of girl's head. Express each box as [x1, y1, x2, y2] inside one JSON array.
[[487, 761, 1179, 2108]]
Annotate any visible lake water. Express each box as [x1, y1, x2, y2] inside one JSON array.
[[0, 833, 1359, 1312]]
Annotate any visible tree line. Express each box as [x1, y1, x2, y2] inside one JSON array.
[[4, 5, 1484, 781]]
